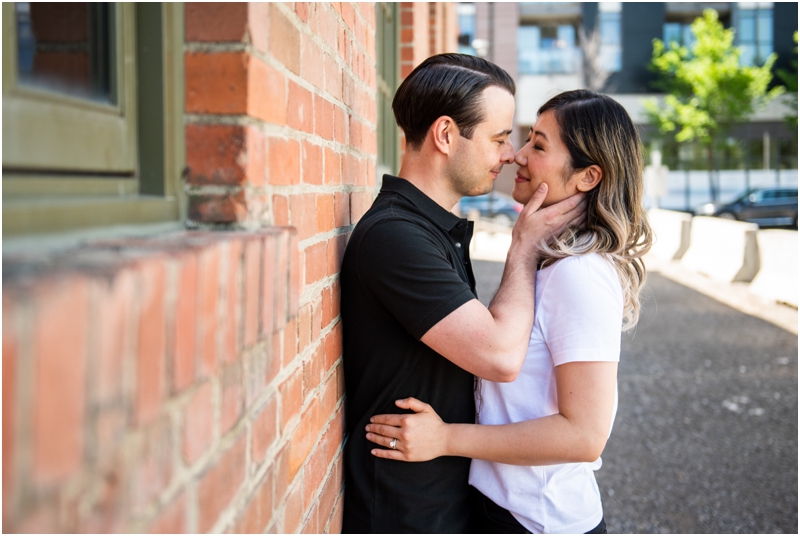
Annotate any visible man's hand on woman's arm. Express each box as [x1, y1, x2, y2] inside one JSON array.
[[365, 361, 617, 465]]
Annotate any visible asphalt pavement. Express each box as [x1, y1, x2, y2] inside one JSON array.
[[472, 258, 798, 534]]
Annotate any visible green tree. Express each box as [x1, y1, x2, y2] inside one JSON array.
[[777, 31, 798, 139], [643, 9, 783, 201]]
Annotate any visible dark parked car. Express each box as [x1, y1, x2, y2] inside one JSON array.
[[459, 192, 522, 226], [694, 187, 798, 227]]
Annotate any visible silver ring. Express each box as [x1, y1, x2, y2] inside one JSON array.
[[390, 438, 397, 450]]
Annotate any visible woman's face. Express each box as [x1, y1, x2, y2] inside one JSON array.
[[512, 110, 596, 207]]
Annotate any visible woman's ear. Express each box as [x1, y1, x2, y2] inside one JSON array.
[[576, 165, 603, 193], [430, 116, 457, 155]]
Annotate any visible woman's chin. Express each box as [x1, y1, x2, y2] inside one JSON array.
[[511, 187, 530, 206]]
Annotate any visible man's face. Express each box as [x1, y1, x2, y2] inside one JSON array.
[[447, 86, 516, 198]]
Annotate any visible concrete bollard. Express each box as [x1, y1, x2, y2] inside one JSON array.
[[681, 216, 760, 282], [748, 230, 798, 307], [647, 208, 692, 261]]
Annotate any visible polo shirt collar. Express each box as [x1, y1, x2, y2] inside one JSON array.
[[380, 175, 463, 231]]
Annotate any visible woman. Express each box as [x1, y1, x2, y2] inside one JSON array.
[[364, 90, 652, 534]]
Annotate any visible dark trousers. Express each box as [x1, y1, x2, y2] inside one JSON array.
[[469, 487, 608, 534]]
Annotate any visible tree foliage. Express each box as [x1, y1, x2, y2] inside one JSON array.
[[643, 9, 784, 200], [776, 31, 798, 136], [644, 9, 782, 146]]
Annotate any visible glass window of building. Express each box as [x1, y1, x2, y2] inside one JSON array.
[[663, 21, 695, 48], [15, 3, 115, 103], [457, 2, 477, 56], [3, 3, 185, 235], [598, 2, 621, 72], [519, 23, 578, 75], [736, 2, 773, 66]]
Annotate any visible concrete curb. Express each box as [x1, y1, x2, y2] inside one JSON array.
[[647, 208, 692, 261], [749, 229, 798, 308], [681, 216, 760, 282]]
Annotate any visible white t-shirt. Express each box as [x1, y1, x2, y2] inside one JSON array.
[[468, 253, 623, 534]]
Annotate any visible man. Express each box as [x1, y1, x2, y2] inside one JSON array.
[[340, 54, 586, 533]]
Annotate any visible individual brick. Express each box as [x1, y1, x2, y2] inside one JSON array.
[[32, 276, 89, 484], [185, 124, 246, 187], [234, 470, 274, 533], [326, 233, 347, 278], [135, 259, 168, 425], [267, 137, 301, 186], [287, 81, 314, 134], [283, 481, 304, 534], [313, 95, 334, 141], [172, 255, 197, 392], [185, 52, 248, 115], [324, 147, 341, 186], [333, 191, 349, 227], [288, 398, 319, 481], [220, 361, 244, 435], [185, 2, 248, 42], [324, 322, 343, 372], [289, 194, 317, 241], [279, 367, 302, 434], [243, 238, 261, 349], [197, 432, 247, 533], [299, 35, 324, 91], [251, 396, 277, 465], [304, 242, 328, 286], [196, 245, 220, 377], [316, 194, 335, 234], [221, 239, 244, 365], [269, 4, 301, 74], [130, 416, 173, 517], [182, 382, 213, 465], [261, 233, 277, 335], [248, 56, 287, 126], [272, 195, 289, 226], [301, 141, 324, 185]]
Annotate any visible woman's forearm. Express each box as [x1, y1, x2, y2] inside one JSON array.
[[443, 361, 617, 465], [445, 414, 607, 466]]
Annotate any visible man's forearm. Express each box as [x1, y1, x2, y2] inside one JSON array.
[[485, 240, 540, 357]]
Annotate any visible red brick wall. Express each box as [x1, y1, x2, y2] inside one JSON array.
[[399, 2, 456, 78], [2, 230, 301, 533], [3, 2, 457, 533]]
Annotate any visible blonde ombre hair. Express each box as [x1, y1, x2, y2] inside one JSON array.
[[537, 90, 653, 331]]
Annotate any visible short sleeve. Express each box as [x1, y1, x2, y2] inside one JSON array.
[[538, 254, 623, 366], [356, 218, 476, 340]]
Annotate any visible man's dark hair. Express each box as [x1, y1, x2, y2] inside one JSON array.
[[392, 53, 515, 150]]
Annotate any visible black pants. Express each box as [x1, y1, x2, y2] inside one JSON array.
[[469, 487, 608, 534]]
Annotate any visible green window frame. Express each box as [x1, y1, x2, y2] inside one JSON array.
[[2, 2, 186, 236], [375, 2, 400, 185]]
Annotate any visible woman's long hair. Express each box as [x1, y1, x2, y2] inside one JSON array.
[[537, 90, 653, 331]]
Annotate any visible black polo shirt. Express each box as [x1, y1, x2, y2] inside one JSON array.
[[340, 175, 478, 533]]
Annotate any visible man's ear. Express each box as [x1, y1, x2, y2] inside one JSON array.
[[430, 116, 458, 155], [576, 165, 603, 192]]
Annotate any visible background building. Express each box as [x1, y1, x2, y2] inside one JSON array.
[[2, 2, 455, 533], [458, 1, 798, 206]]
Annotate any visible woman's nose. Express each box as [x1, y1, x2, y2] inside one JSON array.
[[514, 147, 527, 167]]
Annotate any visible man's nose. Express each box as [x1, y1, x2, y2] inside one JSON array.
[[501, 141, 515, 164]]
